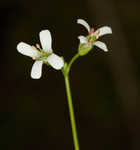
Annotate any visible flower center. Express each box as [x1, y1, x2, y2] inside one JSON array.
[[87, 35, 96, 45], [32, 44, 53, 61], [87, 28, 100, 45]]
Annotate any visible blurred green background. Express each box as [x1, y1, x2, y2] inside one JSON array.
[[0, 0, 140, 149]]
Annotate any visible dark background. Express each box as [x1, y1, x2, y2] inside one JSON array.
[[0, 0, 140, 149]]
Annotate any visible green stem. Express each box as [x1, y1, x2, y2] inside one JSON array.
[[67, 53, 79, 74], [64, 75, 80, 150]]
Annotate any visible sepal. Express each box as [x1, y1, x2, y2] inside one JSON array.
[[78, 43, 93, 56]]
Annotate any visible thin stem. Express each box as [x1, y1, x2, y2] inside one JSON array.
[[64, 75, 80, 150], [67, 53, 79, 74]]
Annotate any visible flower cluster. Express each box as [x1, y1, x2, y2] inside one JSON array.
[[17, 19, 112, 79], [77, 19, 112, 55]]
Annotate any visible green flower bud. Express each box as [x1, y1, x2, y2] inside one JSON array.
[[78, 43, 93, 56]]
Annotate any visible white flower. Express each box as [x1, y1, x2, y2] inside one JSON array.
[[77, 19, 112, 52], [17, 30, 64, 79]]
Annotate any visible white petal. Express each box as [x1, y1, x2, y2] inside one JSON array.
[[39, 30, 52, 53], [94, 26, 112, 37], [77, 19, 90, 33], [31, 60, 43, 79], [47, 53, 64, 70], [17, 42, 40, 58], [78, 36, 88, 44], [94, 41, 108, 52]]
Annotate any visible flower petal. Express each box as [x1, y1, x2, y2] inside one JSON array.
[[39, 30, 52, 53], [31, 60, 43, 79], [47, 53, 64, 70], [94, 26, 112, 37], [78, 36, 88, 44], [17, 42, 40, 58], [94, 41, 108, 52], [77, 19, 90, 33]]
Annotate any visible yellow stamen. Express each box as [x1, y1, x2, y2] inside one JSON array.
[[36, 44, 41, 49], [96, 34, 99, 39], [96, 30, 100, 39], [32, 45, 37, 50], [50, 49, 53, 53], [32, 57, 36, 60]]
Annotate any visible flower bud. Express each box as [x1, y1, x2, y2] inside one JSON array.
[[78, 43, 93, 56]]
